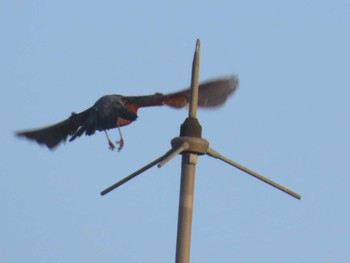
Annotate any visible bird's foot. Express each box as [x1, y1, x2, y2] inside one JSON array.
[[116, 138, 124, 152], [107, 140, 116, 151]]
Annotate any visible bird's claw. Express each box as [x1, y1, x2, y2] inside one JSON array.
[[116, 138, 124, 152], [108, 140, 116, 151], [106, 138, 123, 152]]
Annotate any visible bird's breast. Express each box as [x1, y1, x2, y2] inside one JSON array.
[[117, 117, 134, 127]]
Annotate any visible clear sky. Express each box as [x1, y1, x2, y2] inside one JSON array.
[[1, 1, 350, 262]]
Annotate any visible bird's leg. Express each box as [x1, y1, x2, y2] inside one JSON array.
[[116, 125, 124, 152], [104, 130, 116, 151]]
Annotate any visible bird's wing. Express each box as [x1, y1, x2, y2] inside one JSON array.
[[16, 108, 91, 149], [164, 76, 238, 108], [123, 76, 238, 109]]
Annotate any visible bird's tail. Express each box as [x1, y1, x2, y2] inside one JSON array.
[[16, 108, 91, 149]]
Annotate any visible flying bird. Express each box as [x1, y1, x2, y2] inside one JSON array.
[[16, 76, 238, 151]]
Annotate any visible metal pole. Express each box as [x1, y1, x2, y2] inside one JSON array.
[[175, 154, 197, 263], [175, 39, 201, 263], [207, 148, 302, 199], [189, 39, 200, 118]]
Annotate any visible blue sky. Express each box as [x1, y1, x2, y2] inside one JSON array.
[[1, 1, 350, 262]]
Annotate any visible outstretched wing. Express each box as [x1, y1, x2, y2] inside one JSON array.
[[16, 108, 91, 149], [123, 76, 238, 109], [164, 76, 238, 108]]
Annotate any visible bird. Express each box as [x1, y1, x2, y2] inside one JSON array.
[[16, 76, 238, 151]]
